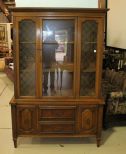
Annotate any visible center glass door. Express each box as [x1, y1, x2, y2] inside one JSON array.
[[41, 19, 75, 97]]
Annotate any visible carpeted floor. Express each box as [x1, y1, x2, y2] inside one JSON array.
[[0, 74, 8, 96], [0, 72, 13, 104]]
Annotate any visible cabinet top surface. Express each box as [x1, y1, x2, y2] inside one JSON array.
[[11, 7, 108, 13]]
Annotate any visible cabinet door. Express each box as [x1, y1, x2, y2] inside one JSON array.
[[16, 18, 38, 97], [17, 105, 37, 134], [41, 18, 76, 97], [78, 105, 97, 134], [78, 18, 103, 97]]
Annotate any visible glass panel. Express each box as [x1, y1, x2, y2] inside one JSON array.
[[19, 19, 36, 96], [42, 19, 74, 96], [80, 20, 98, 96]]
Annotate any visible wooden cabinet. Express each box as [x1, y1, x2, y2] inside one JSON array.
[[10, 8, 107, 147]]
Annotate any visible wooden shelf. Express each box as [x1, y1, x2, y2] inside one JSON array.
[[82, 68, 96, 73]]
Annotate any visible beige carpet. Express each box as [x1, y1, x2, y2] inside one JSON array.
[[0, 72, 13, 129], [0, 78, 7, 96], [0, 72, 13, 96], [0, 72, 13, 107]]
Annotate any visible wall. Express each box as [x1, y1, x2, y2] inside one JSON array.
[[16, 0, 98, 8], [0, 23, 12, 53], [107, 0, 126, 49]]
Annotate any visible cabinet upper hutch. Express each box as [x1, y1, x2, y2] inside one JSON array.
[[10, 7, 107, 147]]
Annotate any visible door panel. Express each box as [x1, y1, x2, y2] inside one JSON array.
[[17, 105, 37, 134], [78, 105, 97, 134]]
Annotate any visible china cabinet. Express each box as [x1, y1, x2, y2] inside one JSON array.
[[10, 7, 107, 147]]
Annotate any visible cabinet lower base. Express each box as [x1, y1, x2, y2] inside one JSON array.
[[13, 135, 101, 148], [11, 103, 103, 148]]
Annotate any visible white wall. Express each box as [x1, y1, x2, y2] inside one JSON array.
[[16, 0, 98, 8], [107, 0, 126, 49]]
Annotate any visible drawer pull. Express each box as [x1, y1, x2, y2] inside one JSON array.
[[39, 121, 75, 125]]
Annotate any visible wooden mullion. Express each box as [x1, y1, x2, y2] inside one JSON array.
[[35, 18, 42, 97], [96, 18, 104, 97], [76, 17, 82, 97]]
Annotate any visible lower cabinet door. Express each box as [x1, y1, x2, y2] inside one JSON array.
[[17, 105, 37, 134], [78, 105, 97, 134]]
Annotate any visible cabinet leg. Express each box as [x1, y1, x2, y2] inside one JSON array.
[[96, 138, 101, 147], [13, 138, 17, 148], [11, 104, 17, 148]]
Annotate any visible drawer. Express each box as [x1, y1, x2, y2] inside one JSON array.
[[39, 106, 76, 120], [39, 121, 75, 134]]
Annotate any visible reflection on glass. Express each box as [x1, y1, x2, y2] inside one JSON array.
[[42, 20, 74, 96], [19, 20, 36, 96], [80, 20, 98, 96]]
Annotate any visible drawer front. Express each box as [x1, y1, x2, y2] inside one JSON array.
[[39, 121, 75, 134], [39, 106, 76, 120], [38, 106, 76, 134]]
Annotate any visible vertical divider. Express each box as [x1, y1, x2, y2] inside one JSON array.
[[36, 18, 42, 98], [95, 19, 100, 97], [96, 19, 104, 97], [14, 17, 20, 98], [73, 17, 77, 97], [76, 17, 82, 98]]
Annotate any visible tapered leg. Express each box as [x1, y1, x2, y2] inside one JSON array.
[[13, 138, 17, 148], [96, 137, 101, 147], [96, 105, 103, 147], [11, 104, 17, 148]]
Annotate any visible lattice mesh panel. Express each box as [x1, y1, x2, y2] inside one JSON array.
[[19, 20, 36, 96], [19, 20, 36, 42], [80, 20, 98, 96], [80, 72, 96, 96]]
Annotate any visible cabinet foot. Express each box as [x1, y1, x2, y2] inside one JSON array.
[[13, 138, 17, 148], [96, 138, 101, 147]]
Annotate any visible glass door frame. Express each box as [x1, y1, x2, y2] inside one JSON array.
[[77, 17, 104, 98], [14, 17, 41, 99], [40, 17, 78, 98]]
